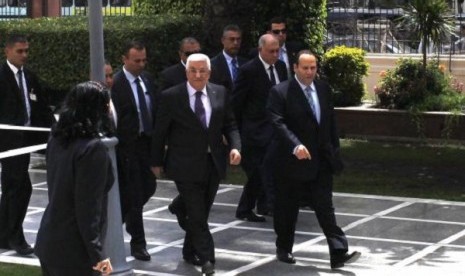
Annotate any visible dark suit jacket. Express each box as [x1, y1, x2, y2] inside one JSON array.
[[0, 62, 53, 151], [151, 82, 241, 182], [159, 62, 187, 92], [209, 53, 248, 92], [35, 137, 114, 268], [111, 69, 158, 149], [267, 78, 342, 182], [282, 41, 304, 70], [231, 56, 287, 147]]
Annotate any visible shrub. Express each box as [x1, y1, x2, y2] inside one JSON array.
[[375, 58, 465, 111], [320, 46, 369, 106], [133, 0, 203, 15], [0, 15, 202, 103]]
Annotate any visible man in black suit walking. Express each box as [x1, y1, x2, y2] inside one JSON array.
[[151, 53, 241, 275], [159, 37, 201, 91], [0, 34, 52, 256], [232, 34, 287, 222], [111, 40, 157, 261], [267, 50, 360, 270], [209, 24, 248, 92]]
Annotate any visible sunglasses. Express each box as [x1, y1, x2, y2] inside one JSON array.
[[271, 29, 287, 35], [183, 50, 201, 57]]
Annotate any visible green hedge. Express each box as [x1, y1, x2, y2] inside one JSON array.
[[0, 15, 202, 102], [321, 46, 369, 106]]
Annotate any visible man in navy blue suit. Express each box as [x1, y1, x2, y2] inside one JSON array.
[[210, 24, 248, 93]]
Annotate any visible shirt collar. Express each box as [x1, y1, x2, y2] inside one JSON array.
[[187, 82, 207, 97], [7, 60, 22, 75], [280, 44, 287, 53], [258, 54, 273, 70], [122, 66, 139, 83], [295, 76, 315, 92], [222, 50, 235, 64]]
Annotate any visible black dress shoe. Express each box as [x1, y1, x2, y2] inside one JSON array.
[[201, 261, 215, 275], [236, 212, 266, 222], [168, 203, 187, 230], [9, 242, 33, 256], [131, 247, 151, 261], [276, 248, 296, 264], [330, 251, 361, 270], [183, 254, 202, 266]]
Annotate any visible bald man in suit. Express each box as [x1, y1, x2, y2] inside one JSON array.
[[267, 50, 360, 270]]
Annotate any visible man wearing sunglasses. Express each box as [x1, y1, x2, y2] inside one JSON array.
[[159, 37, 201, 91], [267, 16, 304, 78]]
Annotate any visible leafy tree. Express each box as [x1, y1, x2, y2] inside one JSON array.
[[399, 0, 454, 69], [133, 0, 327, 56]]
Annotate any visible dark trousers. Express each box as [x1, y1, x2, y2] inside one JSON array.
[[236, 145, 272, 216], [118, 135, 157, 249], [40, 261, 99, 276], [0, 152, 32, 247], [273, 168, 348, 256], [175, 155, 219, 264]]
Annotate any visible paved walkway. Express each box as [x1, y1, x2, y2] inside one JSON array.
[[1, 154, 465, 275]]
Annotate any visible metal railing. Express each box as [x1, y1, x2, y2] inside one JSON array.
[[325, 0, 465, 54], [0, 0, 27, 20], [61, 0, 133, 17], [0, 0, 132, 19]]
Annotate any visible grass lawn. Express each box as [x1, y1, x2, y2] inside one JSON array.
[[223, 139, 465, 202], [0, 263, 40, 275], [2, 139, 465, 274]]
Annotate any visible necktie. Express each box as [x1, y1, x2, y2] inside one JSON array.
[[17, 69, 28, 124], [305, 86, 318, 123], [195, 91, 207, 129], [135, 78, 152, 133], [231, 58, 238, 81], [269, 65, 276, 86]]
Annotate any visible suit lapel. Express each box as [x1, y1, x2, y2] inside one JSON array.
[[206, 83, 219, 130], [119, 72, 137, 108], [290, 79, 317, 123], [179, 84, 206, 129], [313, 80, 327, 126], [4, 63, 22, 100]]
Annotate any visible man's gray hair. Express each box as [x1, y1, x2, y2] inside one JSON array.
[[186, 53, 211, 70], [258, 33, 277, 48]]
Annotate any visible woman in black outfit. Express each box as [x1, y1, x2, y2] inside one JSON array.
[[35, 81, 114, 276]]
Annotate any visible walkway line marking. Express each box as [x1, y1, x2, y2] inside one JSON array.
[[222, 201, 413, 276], [132, 270, 185, 276], [393, 228, 465, 268]]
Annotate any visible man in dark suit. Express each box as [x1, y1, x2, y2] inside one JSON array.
[[267, 50, 360, 270], [151, 53, 241, 275], [0, 34, 52, 255], [232, 34, 287, 222], [209, 24, 248, 92], [267, 16, 304, 78], [159, 37, 201, 91], [111, 40, 157, 261]]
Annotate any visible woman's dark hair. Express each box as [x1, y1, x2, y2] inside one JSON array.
[[52, 81, 113, 144]]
